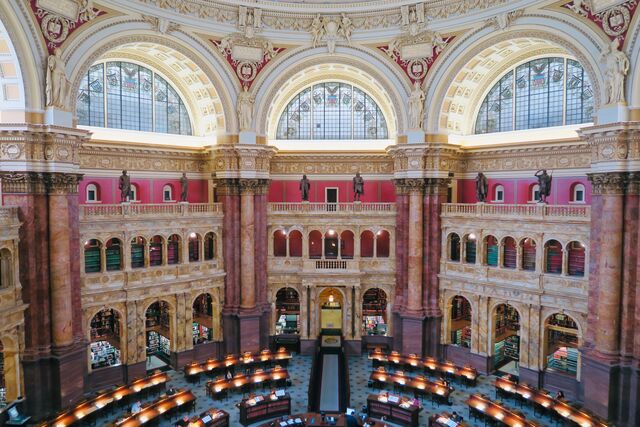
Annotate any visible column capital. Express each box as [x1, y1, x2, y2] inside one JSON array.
[[588, 172, 628, 195], [0, 171, 83, 194], [239, 178, 270, 195], [214, 178, 240, 196], [44, 173, 83, 195], [394, 178, 425, 193], [425, 177, 451, 195]]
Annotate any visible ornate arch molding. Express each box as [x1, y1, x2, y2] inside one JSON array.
[[426, 19, 605, 135], [65, 24, 236, 133], [0, 1, 45, 114], [253, 46, 409, 138], [625, 16, 640, 106]]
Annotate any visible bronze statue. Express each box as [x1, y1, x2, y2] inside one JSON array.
[[353, 172, 364, 201], [299, 174, 310, 201], [118, 170, 131, 203], [475, 172, 488, 203], [180, 172, 188, 202], [535, 169, 552, 203]]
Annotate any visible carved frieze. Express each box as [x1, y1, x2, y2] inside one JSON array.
[[0, 171, 82, 194], [562, 0, 638, 44], [270, 153, 393, 175], [44, 172, 83, 195], [0, 126, 86, 166], [79, 143, 205, 172]]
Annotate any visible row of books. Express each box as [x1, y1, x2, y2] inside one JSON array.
[[90, 340, 121, 369]]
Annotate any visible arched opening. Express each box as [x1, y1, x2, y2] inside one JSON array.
[[545, 240, 563, 274], [502, 237, 517, 269], [521, 238, 537, 271], [360, 230, 374, 258], [494, 185, 505, 203], [449, 233, 461, 261], [319, 288, 343, 332], [275, 288, 300, 335], [289, 230, 302, 257], [0, 339, 4, 406], [84, 239, 102, 273], [192, 294, 214, 345], [167, 234, 180, 264], [131, 236, 146, 268], [485, 235, 498, 266], [162, 184, 173, 202], [324, 229, 338, 259], [493, 304, 520, 374], [145, 301, 171, 368], [130, 183, 139, 202], [571, 183, 586, 203], [273, 230, 287, 257], [90, 309, 122, 370], [204, 232, 216, 260], [309, 230, 322, 259], [340, 230, 354, 259], [149, 235, 164, 266], [545, 313, 579, 377], [86, 183, 100, 202], [567, 241, 585, 277], [105, 238, 122, 271], [530, 184, 540, 203], [376, 230, 390, 258], [362, 288, 388, 336], [450, 296, 471, 348], [0, 249, 13, 288], [188, 233, 201, 262], [465, 234, 477, 264]]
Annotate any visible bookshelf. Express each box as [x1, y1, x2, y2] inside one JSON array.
[[568, 242, 585, 276], [465, 240, 476, 263], [90, 309, 120, 341], [275, 288, 300, 335], [362, 288, 387, 336], [486, 238, 498, 266], [547, 346, 578, 375], [106, 243, 121, 271], [147, 331, 160, 354], [451, 326, 471, 348], [494, 305, 519, 338], [131, 242, 144, 268], [522, 241, 536, 271], [503, 240, 517, 268], [84, 244, 101, 273], [167, 240, 179, 264], [546, 242, 562, 274], [149, 242, 162, 266], [90, 340, 121, 369], [193, 322, 211, 344], [504, 335, 520, 360]]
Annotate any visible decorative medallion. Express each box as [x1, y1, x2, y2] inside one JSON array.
[[29, 0, 106, 54], [378, 31, 454, 86], [563, 0, 639, 44], [212, 34, 284, 90]]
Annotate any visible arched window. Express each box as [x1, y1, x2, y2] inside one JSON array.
[[531, 184, 540, 202], [545, 313, 579, 376], [502, 237, 517, 269], [188, 233, 201, 262], [485, 235, 498, 266], [105, 238, 122, 271], [0, 249, 13, 289], [90, 309, 122, 370], [362, 288, 388, 336], [131, 236, 146, 268], [465, 234, 477, 264], [78, 62, 193, 135], [84, 239, 101, 273], [204, 232, 216, 260], [494, 185, 504, 202], [86, 183, 99, 202], [572, 183, 586, 203], [545, 240, 563, 274], [360, 231, 375, 258], [276, 288, 300, 335], [309, 230, 322, 259], [130, 184, 138, 202], [289, 231, 303, 257], [162, 185, 173, 202], [449, 233, 461, 262], [567, 241, 585, 277], [450, 296, 471, 347], [273, 230, 287, 257], [376, 230, 390, 258], [276, 82, 389, 140], [475, 57, 594, 134]]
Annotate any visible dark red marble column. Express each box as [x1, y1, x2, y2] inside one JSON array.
[[392, 181, 408, 352]]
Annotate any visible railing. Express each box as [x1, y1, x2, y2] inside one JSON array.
[[268, 202, 395, 214], [0, 206, 19, 225], [80, 203, 222, 219], [315, 260, 348, 270], [442, 203, 590, 220]]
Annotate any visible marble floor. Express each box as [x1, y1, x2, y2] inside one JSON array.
[[91, 354, 562, 426]]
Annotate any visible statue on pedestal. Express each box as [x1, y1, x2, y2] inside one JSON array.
[[601, 38, 629, 104], [46, 48, 69, 109], [180, 172, 189, 202], [353, 172, 364, 201], [407, 81, 425, 130], [299, 174, 310, 201], [475, 172, 488, 203], [237, 86, 255, 131], [119, 170, 131, 203], [535, 169, 552, 203]]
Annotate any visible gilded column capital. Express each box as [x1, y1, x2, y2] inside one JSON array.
[[394, 178, 425, 193], [44, 173, 83, 195], [239, 178, 270, 195], [626, 172, 640, 195], [214, 178, 240, 196], [0, 172, 48, 194], [425, 177, 451, 195], [588, 172, 628, 195]]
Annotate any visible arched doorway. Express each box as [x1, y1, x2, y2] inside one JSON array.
[[192, 294, 214, 345], [362, 288, 387, 336], [275, 288, 300, 335], [545, 313, 579, 377], [319, 288, 343, 333], [450, 296, 471, 348], [493, 303, 520, 374], [89, 308, 122, 370], [145, 301, 171, 369]]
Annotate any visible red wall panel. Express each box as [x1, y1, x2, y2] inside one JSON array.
[[79, 177, 209, 204], [268, 179, 395, 203]]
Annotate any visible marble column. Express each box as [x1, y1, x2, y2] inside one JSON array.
[[240, 180, 256, 309], [406, 179, 424, 314]]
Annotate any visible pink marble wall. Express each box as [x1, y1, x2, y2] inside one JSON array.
[[268, 180, 396, 202], [78, 177, 209, 203], [457, 177, 592, 204]]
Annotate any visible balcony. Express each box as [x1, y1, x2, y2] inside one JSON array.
[[442, 203, 590, 222], [80, 203, 222, 221], [268, 202, 395, 215]]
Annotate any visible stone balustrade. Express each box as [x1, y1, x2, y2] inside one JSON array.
[[442, 203, 590, 221], [0, 206, 19, 225], [268, 202, 395, 215], [80, 203, 222, 220]]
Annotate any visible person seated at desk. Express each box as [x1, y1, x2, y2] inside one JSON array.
[[225, 369, 233, 380], [176, 415, 190, 427], [167, 387, 178, 396], [451, 411, 463, 422], [131, 401, 142, 414], [555, 390, 565, 400]]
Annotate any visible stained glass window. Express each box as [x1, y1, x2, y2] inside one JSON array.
[[474, 57, 593, 134], [78, 61, 192, 135], [276, 82, 388, 140]]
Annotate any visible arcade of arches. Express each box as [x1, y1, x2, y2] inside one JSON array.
[[0, 0, 640, 425]]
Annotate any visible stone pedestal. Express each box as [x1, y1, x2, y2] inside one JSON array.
[[398, 313, 425, 355], [582, 350, 621, 421], [239, 311, 262, 353]]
